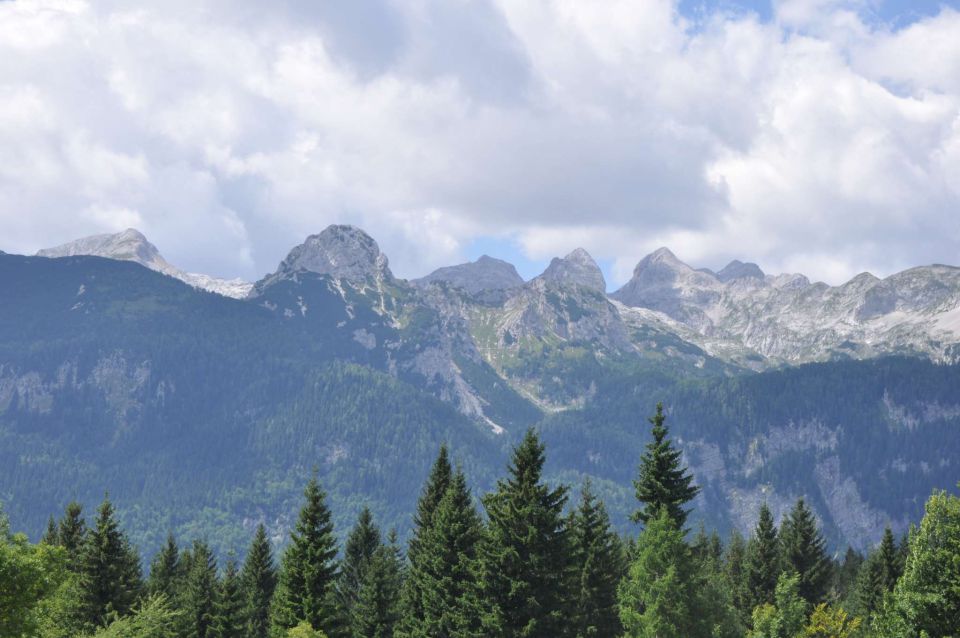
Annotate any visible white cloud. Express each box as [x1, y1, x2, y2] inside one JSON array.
[[0, 0, 957, 286]]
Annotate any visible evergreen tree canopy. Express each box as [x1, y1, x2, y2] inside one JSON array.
[[724, 530, 750, 623], [78, 496, 143, 628], [747, 571, 807, 638], [479, 429, 569, 638], [780, 498, 832, 605], [397, 444, 452, 638], [353, 532, 403, 638], [184, 540, 218, 638], [57, 502, 87, 570], [272, 476, 340, 636], [212, 557, 244, 638], [618, 507, 699, 637], [852, 526, 900, 618], [419, 468, 484, 638], [337, 507, 381, 629], [745, 503, 781, 611], [243, 524, 277, 638], [148, 533, 182, 600], [631, 402, 700, 529], [569, 480, 623, 638]]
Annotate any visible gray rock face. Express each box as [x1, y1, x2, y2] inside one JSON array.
[[415, 255, 523, 295], [717, 260, 765, 282], [262, 225, 392, 287], [538, 248, 606, 292], [37, 229, 253, 298]]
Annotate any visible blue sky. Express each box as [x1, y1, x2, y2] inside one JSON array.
[[1, 0, 959, 288]]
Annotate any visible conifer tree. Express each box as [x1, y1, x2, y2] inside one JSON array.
[[479, 429, 569, 637], [632, 402, 700, 529], [212, 557, 245, 638], [42, 515, 59, 545], [353, 532, 403, 638], [568, 480, 623, 638], [397, 444, 452, 637], [243, 524, 277, 638], [419, 468, 484, 637], [618, 507, 699, 637], [336, 507, 381, 629], [148, 533, 182, 600], [271, 476, 340, 636], [184, 540, 219, 638], [724, 530, 750, 622], [834, 547, 863, 604], [744, 503, 781, 612], [852, 526, 901, 618], [58, 501, 87, 570], [779, 498, 832, 605], [77, 495, 143, 628]]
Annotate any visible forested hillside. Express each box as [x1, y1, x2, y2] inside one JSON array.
[[1, 251, 959, 557], [3, 424, 958, 638]]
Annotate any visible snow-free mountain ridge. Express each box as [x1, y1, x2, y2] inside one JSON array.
[[34, 225, 960, 372]]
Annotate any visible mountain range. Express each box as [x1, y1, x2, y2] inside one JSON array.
[[2, 225, 959, 556]]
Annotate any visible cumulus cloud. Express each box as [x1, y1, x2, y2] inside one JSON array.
[[0, 0, 957, 286]]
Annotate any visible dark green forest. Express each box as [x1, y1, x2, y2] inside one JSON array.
[[3, 413, 959, 637]]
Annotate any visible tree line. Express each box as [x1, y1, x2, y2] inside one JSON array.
[[2, 403, 959, 637]]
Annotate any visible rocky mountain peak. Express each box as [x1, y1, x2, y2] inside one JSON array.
[[415, 254, 523, 295], [539, 248, 606, 291], [38, 228, 175, 276], [717, 259, 765, 282], [36, 228, 252, 299], [275, 225, 392, 282]]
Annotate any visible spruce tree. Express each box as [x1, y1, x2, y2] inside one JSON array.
[[397, 444, 452, 637], [336, 507, 381, 629], [618, 507, 699, 637], [724, 530, 750, 623], [479, 428, 569, 638], [420, 468, 484, 637], [568, 480, 623, 638], [271, 476, 340, 636], [213, 557, 245, 638], [148, 533, 182, 600], [852, 526, 900, 618], [780, 498, 832, 605], [834, 547, 863, 605], [632, 402, 700, 529], [78, 495, 143, 628], [243, 524, 277, 638], [745, 503, 781, 612], [58, 501, 87, 571], [185, 540, 219, 638], [353, 532, 403, 638], [42, 515, 59, 545]]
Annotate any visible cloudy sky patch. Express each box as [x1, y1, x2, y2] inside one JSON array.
[[0, 0, 958, 287]]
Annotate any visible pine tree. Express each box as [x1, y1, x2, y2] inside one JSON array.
[[58, 501, 87, 571], [271, 476, 340, 636], [744, 502, 781, 612], [184, 540, 219, 638], [243, 524, 277, 638], [568, 480, 623, 638], [213, 557, 245, 638], [780, 498, 832, 605], [397, 444, 452, 637], [852, 526, 900, 618], [148, 533, 182, 600], [631, 402, 700, 529], [724, 530, 750, 623], [42, 515, 59, 545], [77, 495, 143, 628], [420, 468, 484, 637], [479, 429, 569, 638], [336, 507, 381, 630], [618, 507, 699, 637], [353, 532, 403, 638]]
